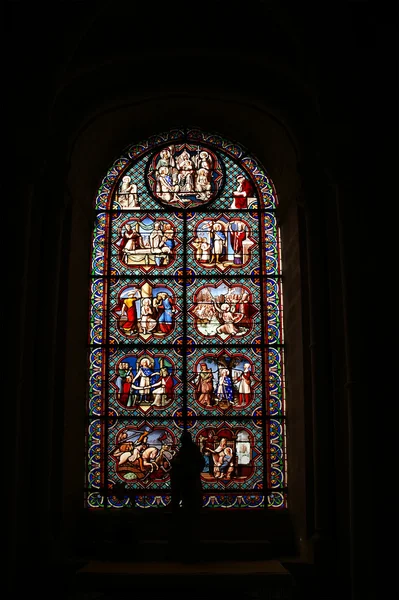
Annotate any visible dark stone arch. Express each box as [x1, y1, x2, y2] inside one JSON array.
[[60, 99, 310, 557]]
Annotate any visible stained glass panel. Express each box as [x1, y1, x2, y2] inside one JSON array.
[[187, 211, 260, 273], [108, 277, 183, 345], [107, 418, 183, 490], [109, 211, 183, 276], [87, 128, 286, 510], [187, 418, 264, 490], [108, 349, 183, 418], [186, 345, 263, 417], [187, 277, 262, 345]]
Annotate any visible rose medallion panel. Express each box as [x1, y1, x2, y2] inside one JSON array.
[[146, 144, 224, 209]]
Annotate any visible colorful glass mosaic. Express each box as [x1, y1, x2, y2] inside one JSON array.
[[87, 128, 286, 510]]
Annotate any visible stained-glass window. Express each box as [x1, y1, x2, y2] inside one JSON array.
[[87, 128, 287, 510]]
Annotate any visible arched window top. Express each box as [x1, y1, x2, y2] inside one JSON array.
[[95, 128, 278, 212], [88, 128, 286, 511]]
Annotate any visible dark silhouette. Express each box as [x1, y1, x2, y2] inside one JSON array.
[[170, 431, 205, 511], [170, 431, 205, 561]]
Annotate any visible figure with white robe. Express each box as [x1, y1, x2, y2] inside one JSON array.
[[118, 175, 139, 208], [132, 358, 159, 404], [209, 223, 226, 263], [139, 298, 157, 334], [149, 222, 164, 250], [156, 166, 177, 201]]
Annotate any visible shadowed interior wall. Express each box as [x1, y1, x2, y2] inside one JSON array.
[[10, 3, 380, 597]]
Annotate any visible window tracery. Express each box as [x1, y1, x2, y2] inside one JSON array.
[[87, 128, 287, 510]]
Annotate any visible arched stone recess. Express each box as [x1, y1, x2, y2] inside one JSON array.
[[62, 95, 310, 557]]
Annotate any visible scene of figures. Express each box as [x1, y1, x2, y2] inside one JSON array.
[[114, 217, 177, 269], [112, 425, 176, 482], [113, 283, 177, 339], [113, 355, 178, 410], [191, 217, 254, 271], [197, 428, 254, 482], [190, 354, 256, 410], [115, 175, 140, 209], [148, 144, 223, 208], [191, 283, 257, 339]]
